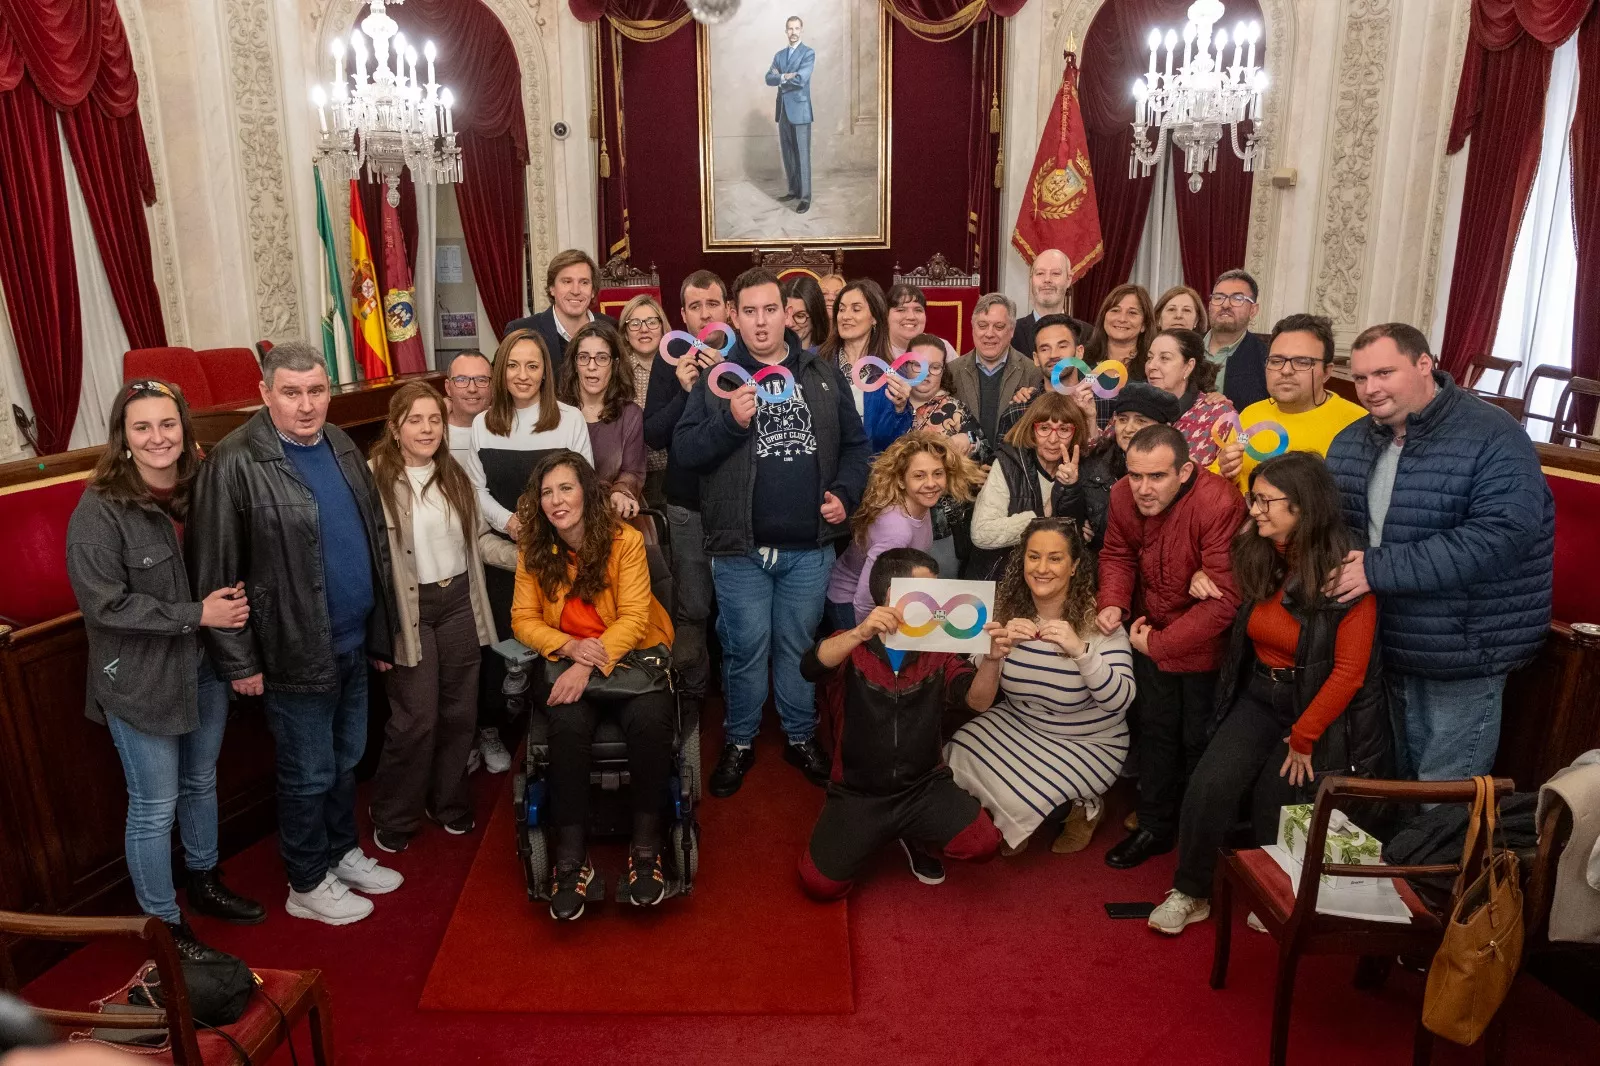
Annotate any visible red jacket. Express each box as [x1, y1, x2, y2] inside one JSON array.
[[1097, 467, 1246, 674]]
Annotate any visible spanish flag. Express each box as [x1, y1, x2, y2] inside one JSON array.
[[348, 180, 391, 380]]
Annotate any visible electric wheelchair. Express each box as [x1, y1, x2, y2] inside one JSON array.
[[495, 509, 701, 906]]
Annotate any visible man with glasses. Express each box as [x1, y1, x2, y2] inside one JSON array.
[[1206, 269, 1270, 412], [1095, 424, 1245, 870], [946, 293, 1042, 445], [444, 351, 492, 464], [1213, 314, 1365, 490]]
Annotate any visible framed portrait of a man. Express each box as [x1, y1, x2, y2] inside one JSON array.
[[697, 2, 891, 249]]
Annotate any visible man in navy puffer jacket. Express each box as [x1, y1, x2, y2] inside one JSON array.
[[1325, 323, 1553, 781]]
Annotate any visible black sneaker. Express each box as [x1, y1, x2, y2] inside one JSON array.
[[373, 826, 410, 854], [165, 920, 228, 963], [550, 859, 595, 921], [709, 743, 756, 798], [898, 839, 946, 885], [426, 808, 476, 835], [783, 736, 830, 787], [625, 849, 666, 907], [185, 867, 265, 925]]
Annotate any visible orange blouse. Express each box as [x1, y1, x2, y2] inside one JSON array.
[[1247, 588, 1377, 756]]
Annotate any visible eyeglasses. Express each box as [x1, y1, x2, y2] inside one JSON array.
[[1210, 292, 1257, 307], [575, 353, 614, 368], [623, 316, 662, 332], [1245, 492, 1288, 512], [449, 374, 490, 389], [789, 310, 810, 324], [1265, 355, 1322, 372], [1034, 422, 1073, 440]]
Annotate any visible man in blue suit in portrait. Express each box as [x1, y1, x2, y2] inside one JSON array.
[[766, 15, 815, 214]]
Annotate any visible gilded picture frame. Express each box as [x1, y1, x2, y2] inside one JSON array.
[[696, 3, 892, 250]]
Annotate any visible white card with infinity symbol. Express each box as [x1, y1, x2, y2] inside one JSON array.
[[884, 578, 994, 655]]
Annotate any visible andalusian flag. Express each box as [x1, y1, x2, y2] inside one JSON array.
[[348, 179, 392, 380], [314, 168, 350, 383]]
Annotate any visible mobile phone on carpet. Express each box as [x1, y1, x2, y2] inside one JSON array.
[[1104, 901, 1156, 919]]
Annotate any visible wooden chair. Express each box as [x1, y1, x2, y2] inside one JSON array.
[[1210, 775, 1513, 1066], [1521, 365, 1573, 434], [1550, 375, 1600, 449], [595, 254, 662, 320], [892, 253, 982, 353], [1480, 394, 1526, 422], [0, 911, 334, 1064], [750, 245, 843, 283], [1467, 354, 1522, 397]]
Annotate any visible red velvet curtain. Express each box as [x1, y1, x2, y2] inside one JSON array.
[[1569, 12, 1600, 424], [456, 131, 526, 337], [964, 19, 1005, 286], [1439, 16, 1566, 376], [0, 79, 80, 454]]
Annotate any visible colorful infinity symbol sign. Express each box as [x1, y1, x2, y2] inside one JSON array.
[[849, 353, 930, 392], [1210, 412, 1290, 462], [895, 591, 988, 640], [658, 321, 734, 366], [706, 362, 797, 404], [1049, 358, 1129, 399]]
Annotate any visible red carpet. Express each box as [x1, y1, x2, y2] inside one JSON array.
[[417, 730, 852, 1014], [19, 694, 1600, 1063]]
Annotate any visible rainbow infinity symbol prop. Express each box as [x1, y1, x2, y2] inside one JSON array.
[[849, 353, 930, 392], [658, 321, 734, 366], [1049, 358, 1130, 399], [706, 362, 797, 404], [1210, 411, 1290, 462], [895, 591, 988, 640]]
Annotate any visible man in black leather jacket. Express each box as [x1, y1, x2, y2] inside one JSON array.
[[190, 341, 401, 926]]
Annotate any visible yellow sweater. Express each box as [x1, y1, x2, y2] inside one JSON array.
[[1214, 393, 1368, 490]]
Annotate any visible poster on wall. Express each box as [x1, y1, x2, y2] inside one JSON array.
[[697, 1, 891, 250]]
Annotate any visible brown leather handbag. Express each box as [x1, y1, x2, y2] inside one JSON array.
[[1422, 775, 1524, 1045]]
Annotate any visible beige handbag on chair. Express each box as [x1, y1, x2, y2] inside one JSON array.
[[1421, 775, 1525, 1045]]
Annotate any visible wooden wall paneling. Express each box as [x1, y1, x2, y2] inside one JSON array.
[[1498, 623, 1600, 791]]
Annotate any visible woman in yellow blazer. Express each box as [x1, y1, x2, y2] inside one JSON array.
[[511, 449, 675, 920]]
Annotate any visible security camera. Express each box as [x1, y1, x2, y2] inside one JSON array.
[[552, 121, 570, 140]]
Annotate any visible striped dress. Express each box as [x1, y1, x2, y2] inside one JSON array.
[[946, 627, 1136, 847]]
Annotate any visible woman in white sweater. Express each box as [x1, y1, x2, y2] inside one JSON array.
[[947, 517, 1135, 854]]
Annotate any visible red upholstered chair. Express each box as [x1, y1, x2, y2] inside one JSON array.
[[0, 473, 90, 629], [195, 347, 264, 407], [0, 910, 333, 1065], [1547, 467, 1600, 624], [123, 348, 214, 410], [751, 245, 844, 285], [1210, 775, 1513, 1066], [596, 255, 662, 321], [893, 254, 981, 354]]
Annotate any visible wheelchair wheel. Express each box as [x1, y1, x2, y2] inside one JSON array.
[[670, 819, 699, 891], [523, 825, 551, 902], [680, 708, 702, 803]]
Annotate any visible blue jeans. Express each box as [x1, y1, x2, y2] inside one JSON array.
[[712, 547, 831, 746], [107, 659, 229, 924], [1388, 672, 1507, 781], [261, 649, 368, 892]]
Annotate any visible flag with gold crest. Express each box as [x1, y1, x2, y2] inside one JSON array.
[[348, 179, 392, 380], [1011, 45, 1103, 282]]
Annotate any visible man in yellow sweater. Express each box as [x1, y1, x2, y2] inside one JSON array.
[[1214, 313, 1366, 489]]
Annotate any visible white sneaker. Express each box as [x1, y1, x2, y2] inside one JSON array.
[[466, 746, 483, 774], [332, 847, 404, 895], [479, 728, 511, 774], [286, 872, 373, 925], [1148, 889, 1211, 936]]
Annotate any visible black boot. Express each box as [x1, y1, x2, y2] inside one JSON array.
[[186, 868, 266, 925], [165, 920, 228, 963]]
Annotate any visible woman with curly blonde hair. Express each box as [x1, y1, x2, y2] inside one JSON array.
[[823, 432, 978, 631], [947, 517, 1135, 856]]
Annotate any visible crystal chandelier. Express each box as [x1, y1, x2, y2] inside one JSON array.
[[686, 0, 740, 26], [1129, 0, 1267, 192], [310, 0, 462, 207]]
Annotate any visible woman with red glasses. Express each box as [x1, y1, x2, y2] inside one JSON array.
[[966, 391, 1090, 581]]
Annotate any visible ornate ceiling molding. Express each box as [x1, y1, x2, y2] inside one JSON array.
[[116, 0, 188, 346], [1311, 0, 1393, 329], [309, 0, 557, 318], [224, 0, 304, 340], [1056, 0, 1295, 290], [1421, 0, 1472, 329]]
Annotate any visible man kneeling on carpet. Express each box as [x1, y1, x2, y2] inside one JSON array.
[[511, 450, 677, 920], [798, 548, 1006, 899]]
